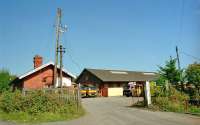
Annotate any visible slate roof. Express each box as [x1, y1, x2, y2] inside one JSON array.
[[85, 68, 158, 82]]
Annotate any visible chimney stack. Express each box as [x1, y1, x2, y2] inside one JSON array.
[[33, 55, 43, 69]]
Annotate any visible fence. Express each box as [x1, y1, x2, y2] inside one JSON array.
[[22, 87, 82, 110]]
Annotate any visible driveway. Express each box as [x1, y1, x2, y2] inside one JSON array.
[[0, 97, 199, 125], [43, 97, 200, 125]]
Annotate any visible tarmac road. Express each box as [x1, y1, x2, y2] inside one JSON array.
[[43, 97, 200, 125]]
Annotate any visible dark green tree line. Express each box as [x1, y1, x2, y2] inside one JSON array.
[[0, 69, 16, 93]]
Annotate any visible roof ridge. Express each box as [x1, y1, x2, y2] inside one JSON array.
[[19, 61, 76, 79], [86, 68, 156, 73]]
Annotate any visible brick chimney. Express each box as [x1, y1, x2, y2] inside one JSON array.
[[33, 55, 43, 69]]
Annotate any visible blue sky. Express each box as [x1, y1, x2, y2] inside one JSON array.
[[0, 0, 199, 76]]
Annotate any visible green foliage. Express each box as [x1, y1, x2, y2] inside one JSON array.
[[155, 75, 166, 86], [186, 63, 200, 86], [150, 86, 200, 113], [185, 63, 200, 96], [0, 90, 84, 120], [157, 57, 181, 85], [152, 96, 185, 112], [151, 84, 169, 97], [189, 106, 200, 114], [150, 81, 157, 96], [0, 70, 16, 93], [0, 110, 85, 123]]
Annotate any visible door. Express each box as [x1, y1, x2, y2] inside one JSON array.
[[102, 87, 108, 97], [108, 87, 123, 96]]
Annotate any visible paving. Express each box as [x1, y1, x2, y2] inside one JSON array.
[[1, 97, 200, 125]]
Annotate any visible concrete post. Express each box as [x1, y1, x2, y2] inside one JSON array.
[[145, 81, 151, 106]]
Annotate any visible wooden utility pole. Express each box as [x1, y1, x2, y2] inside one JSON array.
[[54, 8, 62, 87], [53, 8, 67, 88], [176, 46, 181, 70], [176, 46, 184, 92], [58, 45, 66, 88]]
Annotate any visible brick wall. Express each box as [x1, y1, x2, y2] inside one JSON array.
[[23, 67, 54, 89]]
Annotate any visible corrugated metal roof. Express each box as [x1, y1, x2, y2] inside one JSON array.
[[86, 68, 158, 82]]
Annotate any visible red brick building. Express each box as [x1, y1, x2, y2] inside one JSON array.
[[13, 55, 75, 90]]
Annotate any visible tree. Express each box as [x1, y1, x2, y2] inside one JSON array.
[[157, 57, 181, 86], [185, 62, 200, 96], [0, 69, 16, 93], [155, 75, 166, 86]]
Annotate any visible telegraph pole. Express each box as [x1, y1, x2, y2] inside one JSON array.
[[176, 46, 184, 92], [53, 8, 62, 87], [53, 8, 67, 88], [176, 46, 181, 70], [58, 45, 66, 88]]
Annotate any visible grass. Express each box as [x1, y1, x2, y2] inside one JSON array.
[[0, 108, 85, 124], [130, 99, 200, 117]]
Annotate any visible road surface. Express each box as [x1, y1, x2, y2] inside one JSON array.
[[43, 97, 200, 125], [0, 97, 199, 125]]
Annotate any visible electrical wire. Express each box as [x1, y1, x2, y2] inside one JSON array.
[[180, 51, 200, 61], [63, 34, 82, 72], [67, 52, 82, 72], [176, 1, 200, 62]]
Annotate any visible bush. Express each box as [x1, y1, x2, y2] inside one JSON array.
[[189, 106, 200, 114], [0, 70, 16, 93], [0, 90, 82, 115], [151, 86, 189, 113]]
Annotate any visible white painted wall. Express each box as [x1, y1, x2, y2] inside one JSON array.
[[63, 77, 72, 86], [55, 77, 72, 87]]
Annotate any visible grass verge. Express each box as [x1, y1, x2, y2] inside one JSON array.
[[0, 108, 85, 123], [130, 99, 200, 116]]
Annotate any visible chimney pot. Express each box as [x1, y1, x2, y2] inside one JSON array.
[[33, 55, 43, 68]]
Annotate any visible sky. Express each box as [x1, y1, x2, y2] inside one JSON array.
[[0, 0, 200, 76]]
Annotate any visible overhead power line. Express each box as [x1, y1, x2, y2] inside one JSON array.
[[67, 52, 82, 72], [63, 39, 82, 72], [180, 51, 200, 61]]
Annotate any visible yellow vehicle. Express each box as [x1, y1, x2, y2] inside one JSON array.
[[80, 85, 87, 97], [80, 85, 98, 97], [86, 86, 97, 97]]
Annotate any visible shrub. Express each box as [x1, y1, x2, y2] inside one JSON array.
[[0, 90, 82, 116], [151, 86, 189, 113], [0, 70, 16, 93]]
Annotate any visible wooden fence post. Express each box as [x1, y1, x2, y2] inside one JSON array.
[[184, 99, 188, 113], [22, 88, 25, 96]]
